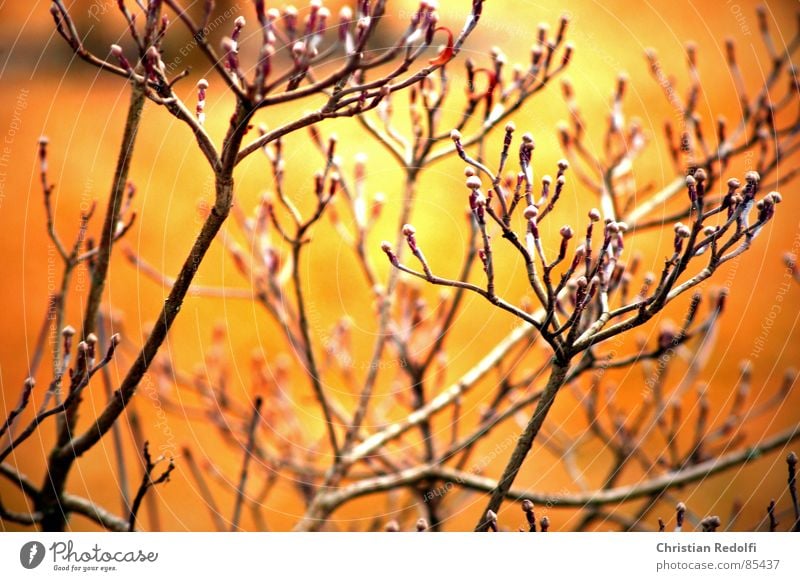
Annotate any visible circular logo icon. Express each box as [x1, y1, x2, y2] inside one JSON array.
[[19, 541, 46, 569]]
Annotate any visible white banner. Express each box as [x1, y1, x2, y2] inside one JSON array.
[[0, 532, 796, 580]]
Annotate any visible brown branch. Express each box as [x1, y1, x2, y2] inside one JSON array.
[[1, 335, 120, 464], [475, 359, 570, 530], [128, 441, 175, 531], [231, 397, 263, 531], [0, 497, 41, 526], [80, 83, 146, 341], [61, 493, 131, 532], [0, 379, 35, 440], [314, 426, 800, 516]]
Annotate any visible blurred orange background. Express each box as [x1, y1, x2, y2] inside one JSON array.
[[0, 0, 798, 531]]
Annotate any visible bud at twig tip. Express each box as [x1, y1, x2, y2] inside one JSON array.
[[466, 175, 482, 190]]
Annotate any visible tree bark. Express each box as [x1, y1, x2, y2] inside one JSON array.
[[474, 358, 571, 531]]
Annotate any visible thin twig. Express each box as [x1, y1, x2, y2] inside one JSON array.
[[128, 441, 175, 531], [231, 397, 263, 531]]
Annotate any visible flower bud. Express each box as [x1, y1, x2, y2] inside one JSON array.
[[674, 223, 691, 238], [466, 175, 482, 190], [745, 170, 760, 183]]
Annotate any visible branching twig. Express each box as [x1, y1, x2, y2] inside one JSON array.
[[128, 442, 175, 532]]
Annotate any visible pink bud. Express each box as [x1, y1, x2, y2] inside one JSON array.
[[466, 175, 482, 190], [745, 170, 760, 183]]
